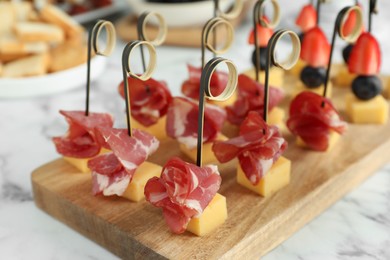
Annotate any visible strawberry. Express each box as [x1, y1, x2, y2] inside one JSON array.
[[348, 32, 381, 75], [300, 26, 330, 68], [295, 4, 317, 32], [248, 16, 274, 47], [342, 3, 364, 38]]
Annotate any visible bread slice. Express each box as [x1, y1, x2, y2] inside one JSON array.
[[39, 5, 84, 38], [2, 53, 50, 77], [0, 33, 48, 54], [0, 53, 29, 63], [0, 3, 16, 34], [49, 41, 87, 72], [14, 22, 64, 43], [12, 2, 33, 21]]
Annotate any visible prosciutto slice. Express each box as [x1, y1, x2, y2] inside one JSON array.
[[213, 111, 287, 185], [88, 127, 159, 196], [287, 91, 347, 151], [144, 157, 221, 234], [226, 74, 285, 125], [181, 65, 229, 100], [118, 76, 172, 127], [166, 97, 226, 149], [52, 110, 114, 158]]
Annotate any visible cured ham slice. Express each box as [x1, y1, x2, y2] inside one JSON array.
[[226, 74, 285, 125], [52, 110, 114, 158], [166, 97, 226, 149], [300, 27, 330, 68], [144, 157, 221, 234], [213, 111, 287, 185], [89, 127, 159, 196], [118, 76, 172, 127], [287, 91, 347, 151], [248, 16, 274, 47], [181, 65, 229, 100]]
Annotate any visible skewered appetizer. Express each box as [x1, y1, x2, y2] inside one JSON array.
[[290, 2, 317, 76], [225, 74, 285, 132], [287, 91, 347, 151], [181, 64, 237, 107], [293, 26, 332, 98], [144, 157, 226, 236], [166, 97, 227, 164], [214, 111, 290, 196], [52, 111, 113, 172], [345, 32, 388, 124], [88, 127, 162, 202], [118, 76, 172, 140]]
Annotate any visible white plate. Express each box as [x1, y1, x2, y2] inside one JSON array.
[[0, 55, 107, 99], [128, 0, 234, 27]]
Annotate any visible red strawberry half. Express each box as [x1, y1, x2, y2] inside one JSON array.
[[248, 16, 274, 47], [300, 26, 330, 68], [295, 4, 317, 32], [342, 4, 364, 38]]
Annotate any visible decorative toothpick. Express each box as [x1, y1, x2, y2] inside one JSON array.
[[201, 17, 234, 68], [196, 57, 238, 166], [121, 41, 157, 136], [137, 12, 167, 72], [322, 6, 363, 104], [263, 30, 300, 122], [368, 0, 378, 33], [85, 20, 116, 116], [252, 0, 280, 82]]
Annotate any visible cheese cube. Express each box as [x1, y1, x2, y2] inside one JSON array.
[[292, 81, 332, 98], [268, 107, 285, 128], [346, 93, 389, 124], [288, 59, 306, 77], [333, 66, 355, 87], [180, 134, 228, 165], [296, 130, 340, 152], [131, 115, 167, 140], [186, 193, 227, 236], [209, 91, 237, 108], [237, 156, 291, 197], [121, 161, 162, 202], [63, 148, 110, 173], [243, 67, 285, 87]]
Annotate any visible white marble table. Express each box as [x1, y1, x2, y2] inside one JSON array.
[[1, 1, 389, 259]]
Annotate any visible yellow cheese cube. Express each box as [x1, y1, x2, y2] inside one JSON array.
[[121, 161, 162, 202], [288, 59, 306, 77], [237, 156, 291, 197], [180, 134, 228, 165], [63, 148, 110, 173], [268, 107, 285, 128], [292, 81, 332, 98], [130, 115, 167, 140], [243, 67, 285, 87], [296, 130, 340, 152], [186, 193, 227, 236], [333, 66, 356, 87], [209, 91, 237, 108], [346, 93, 389, 124]]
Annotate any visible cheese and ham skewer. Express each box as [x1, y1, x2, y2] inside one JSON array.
[[166, 97, 226, 149], [214, 111, 287, 184], [89, 127, 159, 196], [118, 76, 172, 127], [226, 74, 284, 126]]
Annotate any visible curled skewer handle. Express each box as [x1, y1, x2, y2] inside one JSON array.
[[323, 6, 363, 103], [196, 57, 238, 166], [369, 0, 378, 32], [201, 17, 234, 68], [218, 0, 244, 20], [122, 40, 157, 136], [86, 20, 116, 116], [264, 30, 300, 122], [253, 0, 280, 82]]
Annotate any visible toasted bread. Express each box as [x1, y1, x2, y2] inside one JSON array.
[[49, 41, 87, 72], [0, 3, 16, 34], [14, 22, 64, 43], [0, 33, 48, 54], [2, 53, 50, 77]]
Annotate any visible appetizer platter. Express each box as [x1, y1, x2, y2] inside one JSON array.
[[31, 0, 390, 259]]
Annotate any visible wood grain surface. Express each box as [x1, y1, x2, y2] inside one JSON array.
[[32, 72, 390, 259]]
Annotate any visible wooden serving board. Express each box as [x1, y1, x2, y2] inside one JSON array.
[[32, 74, 390, 259]]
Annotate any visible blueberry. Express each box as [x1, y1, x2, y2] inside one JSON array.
[[300, 65, 327, 88], [251, 47, 270, 71], [342, 44, 354, 64], [352, 75, 382, 100]]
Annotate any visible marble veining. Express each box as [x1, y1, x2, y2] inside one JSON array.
[[0, 0, 390, 259]]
